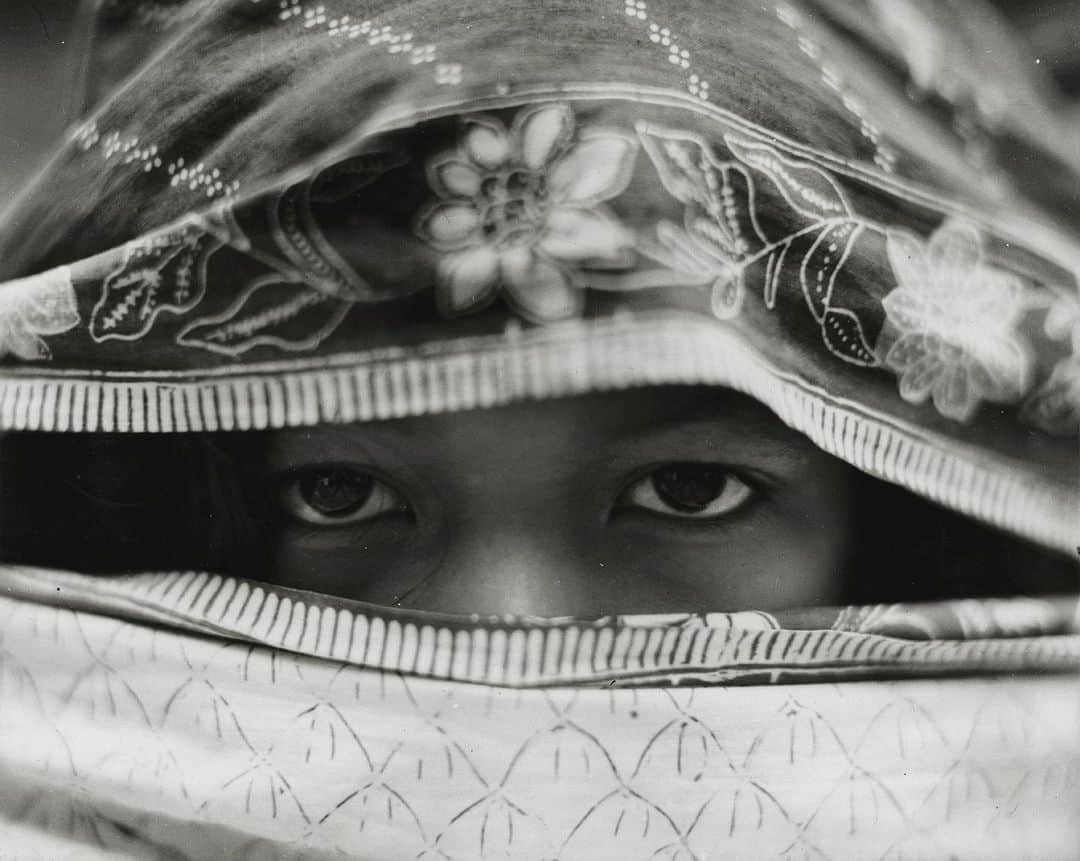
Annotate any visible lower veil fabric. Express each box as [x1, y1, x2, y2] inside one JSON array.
[[0, 581, 1078, 860]]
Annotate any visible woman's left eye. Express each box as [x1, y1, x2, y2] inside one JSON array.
[[279, 466, 408, 526], [621, 463, 755, 520]]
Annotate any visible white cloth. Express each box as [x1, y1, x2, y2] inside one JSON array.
[[1, 595, 1078, 860]]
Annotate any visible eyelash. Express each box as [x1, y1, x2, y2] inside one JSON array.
[[278, 465, 409, 527], [617, 463, 757, 522], [279, 463, 758, 528]]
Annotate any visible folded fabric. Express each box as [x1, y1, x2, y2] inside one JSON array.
[[1, 576, 1078, 859], [2, 566, 1078, 686]]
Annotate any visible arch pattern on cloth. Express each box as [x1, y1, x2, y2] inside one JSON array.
[[0, 591, 1077, 859]]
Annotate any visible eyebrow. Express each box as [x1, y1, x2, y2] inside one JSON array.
[[595, 414, 816, 471], [263, 425, 393, 470], [592, 387, 810, 447], [264, 388, 813, 469]]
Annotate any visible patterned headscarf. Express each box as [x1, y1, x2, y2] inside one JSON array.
[[0, 0, 1076, 551], [0, 1, 1077, 857]]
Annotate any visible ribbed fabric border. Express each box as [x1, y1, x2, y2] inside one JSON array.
[[0, 317, 1074, 552], [3, 567, 1077, 688]]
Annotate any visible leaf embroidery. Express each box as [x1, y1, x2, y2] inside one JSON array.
[[724, 135, 852, 220], [176, 276, 350, 356], [90, 218, 223, 342], [637, 124, 878, 365]]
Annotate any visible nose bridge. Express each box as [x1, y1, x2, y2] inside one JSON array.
[[413, 509, 590, 617], [403, 415, 593, 616]]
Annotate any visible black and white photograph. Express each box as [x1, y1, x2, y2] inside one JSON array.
[[0, 1, 1078, 857]]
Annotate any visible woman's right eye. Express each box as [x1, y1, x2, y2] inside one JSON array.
[[279, 466, 409, 526], [619, 463, 755, 521]]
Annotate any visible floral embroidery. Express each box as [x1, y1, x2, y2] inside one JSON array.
[[415, 103, 638, 323], [1022, 290, 1080, 435], [879, 221, 1032, 422], [0, 267, 80, 360]]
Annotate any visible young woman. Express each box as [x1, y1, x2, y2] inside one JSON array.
[[0, 1, 1076, 858]]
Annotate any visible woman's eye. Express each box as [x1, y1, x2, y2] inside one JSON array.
[[280, 467, 408, 526], [622, 463, 754, 520]]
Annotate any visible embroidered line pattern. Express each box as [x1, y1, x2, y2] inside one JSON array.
[[176, 277, 351, 356]]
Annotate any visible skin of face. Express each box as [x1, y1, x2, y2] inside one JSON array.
[[261, 386, 853, 616]]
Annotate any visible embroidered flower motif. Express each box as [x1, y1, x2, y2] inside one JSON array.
[[880, 220, 1032, 422], [0, 267, 80, 360], [415, 103, 638, 323], [1022, 290, 1080, 434]]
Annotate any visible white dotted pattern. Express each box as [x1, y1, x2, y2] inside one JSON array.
[[435, 63, 463, 86], [623, 1, 712, 102], [70, 0, 455, 211], [167, 158, 242, 198], [270, 0, 441, 73], [775, 2, 898, 173], [71, 122, 240, 202]]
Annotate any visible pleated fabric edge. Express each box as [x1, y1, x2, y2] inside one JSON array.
[[2, 566, 1077, 689]]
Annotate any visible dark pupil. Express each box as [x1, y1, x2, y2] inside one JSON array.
[[652, 464, 728, 513], [299, 469, 373, 515]]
